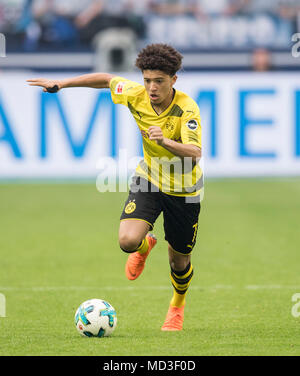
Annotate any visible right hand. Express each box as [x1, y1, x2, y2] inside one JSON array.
[[26, 78, 62, 93]]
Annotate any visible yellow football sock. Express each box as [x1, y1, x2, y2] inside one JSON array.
[[136, 237, 149, 254], [170, 263, 193, 308]]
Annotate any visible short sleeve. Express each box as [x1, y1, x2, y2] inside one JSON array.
[[180, 105, 202, 149], [110, 76, 144, 107]]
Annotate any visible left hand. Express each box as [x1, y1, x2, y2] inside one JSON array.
[[148, 126, 165, 146]]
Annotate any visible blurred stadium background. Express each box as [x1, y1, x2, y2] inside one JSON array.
[[1, 0, 300, 71], [1, 0, 300, 356]]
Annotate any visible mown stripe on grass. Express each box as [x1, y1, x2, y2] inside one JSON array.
[[0, 285, 300, 291]]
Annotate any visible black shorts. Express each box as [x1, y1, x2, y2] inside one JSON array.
[[120, 176, 201, 255]]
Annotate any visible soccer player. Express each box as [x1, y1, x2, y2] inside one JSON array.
[[27, 44, 203, 331]]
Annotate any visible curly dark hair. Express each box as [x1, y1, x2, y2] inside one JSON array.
[[135, 44, 183, 76]]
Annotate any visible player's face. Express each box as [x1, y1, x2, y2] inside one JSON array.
[[143, 70, 177, 107]]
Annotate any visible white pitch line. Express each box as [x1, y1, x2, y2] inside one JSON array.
[[0, 285, 300, 292]]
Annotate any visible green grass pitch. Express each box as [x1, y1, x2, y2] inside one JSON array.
[[0, 178, 300, 356]]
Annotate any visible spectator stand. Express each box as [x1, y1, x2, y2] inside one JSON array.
[[0, 0, 299, 71]]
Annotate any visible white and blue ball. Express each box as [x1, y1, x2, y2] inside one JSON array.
[[75, 299, 117, 337]]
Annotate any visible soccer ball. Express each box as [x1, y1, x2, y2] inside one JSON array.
[[74, 299, 117, 337]]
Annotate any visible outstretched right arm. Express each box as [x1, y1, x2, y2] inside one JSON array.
[[27, 73, 115, 93]]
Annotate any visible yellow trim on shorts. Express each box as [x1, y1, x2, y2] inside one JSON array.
[[120, 218, 153, 230], [168, 244, 193, 256]]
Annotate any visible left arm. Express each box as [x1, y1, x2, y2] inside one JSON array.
[[148, 126, 202, 162]]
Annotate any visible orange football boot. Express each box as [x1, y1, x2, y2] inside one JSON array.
[[161, 305, 185, 331], [125, 233, 157, 280]]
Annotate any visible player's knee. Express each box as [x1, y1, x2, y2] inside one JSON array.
[[168, 244, 191, 271], [119, 233, 140, 253], [170, 259, 190, 273]]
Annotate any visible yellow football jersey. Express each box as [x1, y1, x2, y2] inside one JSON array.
[[110, 76, 203, 197]]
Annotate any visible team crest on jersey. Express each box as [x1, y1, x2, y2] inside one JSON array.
[[186, 119, 198, 130], [115, 82, 126, 94], [125, 200, 136, 214], [165, 118, 175, 132]]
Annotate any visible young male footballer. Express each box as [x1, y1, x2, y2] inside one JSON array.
[[27, 44, 203, 331]]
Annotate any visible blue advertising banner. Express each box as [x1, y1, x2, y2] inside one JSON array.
[[0, 72, 299, 179]]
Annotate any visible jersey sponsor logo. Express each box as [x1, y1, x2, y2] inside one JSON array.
[[125, 200, 136, 214], [115, 82, 126, 94], [186, 119, 198, 130]]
